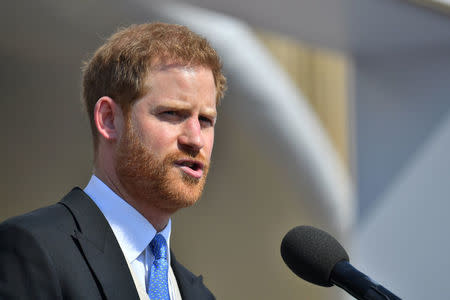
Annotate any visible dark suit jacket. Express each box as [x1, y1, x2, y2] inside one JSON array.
[[0, 188, 215, 300]]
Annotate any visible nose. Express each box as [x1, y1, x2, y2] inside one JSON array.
[[178, 117, 204, 154]]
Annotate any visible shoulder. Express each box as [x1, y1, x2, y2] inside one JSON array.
[[0, 202, 69, 265], [0, 195, 76, 239], [0, 187, 93, 254], [0, 192, 82, 299]]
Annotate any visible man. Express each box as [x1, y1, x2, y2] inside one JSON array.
[[0, 23, 226, 300]]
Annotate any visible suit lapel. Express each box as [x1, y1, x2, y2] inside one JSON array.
[[60, 188, 140, 300], [171, 252, 210, 300]]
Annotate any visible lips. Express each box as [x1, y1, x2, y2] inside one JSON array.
[[174, 159, 205, 179]]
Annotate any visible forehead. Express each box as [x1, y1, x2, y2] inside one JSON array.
[[156, 63, 197, 72], [149, 63, 211, 80], [143, 65, 217, 106]]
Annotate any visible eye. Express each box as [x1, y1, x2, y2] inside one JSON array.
[[158, 110, 184, 122], [162, 111, 177, 116], [199, 115, 214, 128]]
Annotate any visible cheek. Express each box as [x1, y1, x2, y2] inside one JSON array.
[[204, 131, 215, 158], [145, 127, 180, 152], [145, 133, 172, 151]]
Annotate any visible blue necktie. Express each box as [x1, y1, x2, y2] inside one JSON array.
[[148, 234, 170, 300]]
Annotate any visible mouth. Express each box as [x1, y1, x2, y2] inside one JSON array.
[[174, 159, 205, 179]]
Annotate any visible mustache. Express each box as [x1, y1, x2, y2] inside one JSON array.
[[165, 151, 208, 165]]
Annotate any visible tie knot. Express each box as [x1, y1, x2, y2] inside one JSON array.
[[150, 234, 168, 260]]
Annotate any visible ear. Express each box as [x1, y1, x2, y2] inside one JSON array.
[[94, 96, 124, 141]]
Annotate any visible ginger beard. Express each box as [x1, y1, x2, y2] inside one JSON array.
[[115, 119, 210, 213]]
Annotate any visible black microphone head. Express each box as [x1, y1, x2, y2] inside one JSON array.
[[280, 225, 349, 287]]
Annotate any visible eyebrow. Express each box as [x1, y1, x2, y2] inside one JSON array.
[[156, 101, 192, 110], [155, 101, 217, 117], [202, 107, 217, 118]]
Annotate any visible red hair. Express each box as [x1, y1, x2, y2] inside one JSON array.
[[82, 22, 226, 149]]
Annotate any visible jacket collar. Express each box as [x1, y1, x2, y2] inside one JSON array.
[[60, 187, 140, 300], [171, 251, 213, 300]]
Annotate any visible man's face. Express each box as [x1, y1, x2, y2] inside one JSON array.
[[115, 65, 217, 213]]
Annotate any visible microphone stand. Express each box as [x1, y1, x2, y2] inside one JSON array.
[[330, 261, 402, 300]]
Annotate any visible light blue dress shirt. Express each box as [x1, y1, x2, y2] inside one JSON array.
[[84, 175, 172, 294]]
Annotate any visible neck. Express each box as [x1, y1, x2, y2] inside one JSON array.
[[93, 166, 171, 232]]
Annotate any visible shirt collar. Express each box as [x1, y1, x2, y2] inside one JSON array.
[[84, 175, 171, 264]]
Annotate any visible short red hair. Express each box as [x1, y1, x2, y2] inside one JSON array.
[[82, 22, 226, 149]]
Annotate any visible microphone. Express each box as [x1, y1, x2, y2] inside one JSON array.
[[280, 226, 401, 300]]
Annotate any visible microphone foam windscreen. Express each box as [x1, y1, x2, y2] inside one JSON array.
[[280, 226, 349, 287]]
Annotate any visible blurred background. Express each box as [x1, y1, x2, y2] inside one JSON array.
[[2, 0, 450, 299]]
